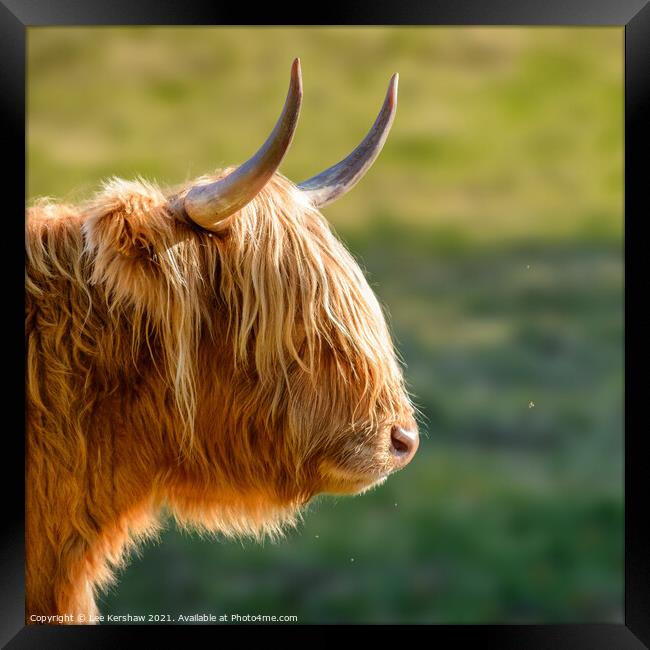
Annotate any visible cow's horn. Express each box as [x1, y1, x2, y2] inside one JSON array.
[[298, 73, 398, 208], [183, 58, 303, 230]]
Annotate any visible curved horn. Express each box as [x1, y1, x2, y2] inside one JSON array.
[[183, 58, 303, 230], [298, 73, 398, 208]]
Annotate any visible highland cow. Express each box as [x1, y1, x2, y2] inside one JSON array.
[[25, 59, 418, 624]]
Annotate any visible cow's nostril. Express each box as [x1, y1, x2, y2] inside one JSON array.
[[390, 425, 419, 463], [391, 432, 410, 455]]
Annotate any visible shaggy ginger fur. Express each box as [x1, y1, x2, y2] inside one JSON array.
[[25, 171, 417, 623]]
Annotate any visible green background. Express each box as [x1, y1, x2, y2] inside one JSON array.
[[27, 27, 624, 624]]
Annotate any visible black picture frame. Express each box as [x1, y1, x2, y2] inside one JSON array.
[[3, 1, 648, 647]]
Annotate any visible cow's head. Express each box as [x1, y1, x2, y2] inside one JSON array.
[[82, 59, 418, 533]]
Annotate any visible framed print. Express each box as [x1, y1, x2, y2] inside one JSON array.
[[3, 1, 649, 647]]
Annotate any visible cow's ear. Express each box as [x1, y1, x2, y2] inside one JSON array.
[[82, 180, 177, 309], [83, 179, 171, 261]]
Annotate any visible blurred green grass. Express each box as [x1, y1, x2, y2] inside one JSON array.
[[27, 27, 623, 624]]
